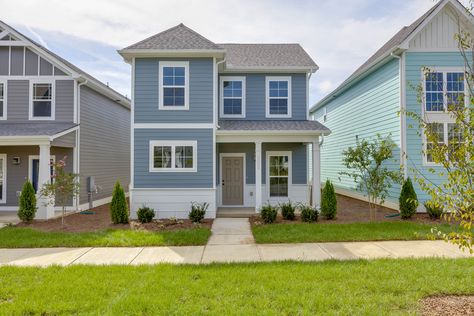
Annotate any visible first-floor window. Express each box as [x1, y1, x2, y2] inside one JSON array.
[[0, 154, 5, 203], [425, 122, 463, 164], [150, 141, 196, 172], [268, 153, 290, 197], [31, 82, 54, 119]]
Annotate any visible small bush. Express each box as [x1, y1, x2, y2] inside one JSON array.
[[189, 202, 208, 223], [18, 181, 37, 222], [280, 201, 296, 220], [321, 180, 337, 219], [137, 205, 155, 223], [260, 204, 278, 224], [399, 177, 418, 219], [424, 200, 443, 219], [110, 181, 129, 224], [300, 204, 318, 223]]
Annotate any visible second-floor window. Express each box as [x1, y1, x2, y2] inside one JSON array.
[[30, 81, 54, 120], [0, 81, 5, 119], [424, 70, 465, 112], [159, 61, 189, 110], [220, 76, 245, 118], [266, 76, 291, 118]]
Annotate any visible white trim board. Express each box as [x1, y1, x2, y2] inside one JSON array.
[[134, 123, 214, 129], [0, 79, 7, 120], [0, 154, 6, 204]]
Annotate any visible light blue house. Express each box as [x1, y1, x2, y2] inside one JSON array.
[[119, 24, 329, 218], [310, 0, 472, 210]]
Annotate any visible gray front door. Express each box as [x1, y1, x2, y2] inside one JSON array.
[[222, 157, 244, 205]]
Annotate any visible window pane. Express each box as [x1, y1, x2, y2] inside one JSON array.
[[223, 80, 242, 98], [33, 101, 52, 117], [269, 99, 288, 115], [0, 101, 3, 117], [223, 99, 242, 115], [33, 84, 52, 100], [0, 83, 3, 99], [163, 88, 185, 106], [426, 92, 443, 112], [448, 123, 463, 155], [270, 177, 288, 197], [175, 146, 193, 169], [163, 67, 185, 87], [154, 146, 171, 168]]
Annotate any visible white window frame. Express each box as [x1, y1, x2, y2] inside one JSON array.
[[265, 76, 292, 118], [220, 76, 246, 118], [0, 79, 6, 120], [28, 155, 56, 192], [158, 61, 189, 110], [29, 79, 55, 120], [149, 140, 197, 172], [266, 151, 292, 199], [0, 154, 6, 204]]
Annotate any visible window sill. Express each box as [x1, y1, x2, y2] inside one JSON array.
[[29, 117, 55, 121], [149, 168, 197, 173], [158, 106, 189, 111]]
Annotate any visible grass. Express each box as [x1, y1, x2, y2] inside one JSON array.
[[0, 258, 472, 314], [0, 227, 211, 247], [252, 221, 456, 244]]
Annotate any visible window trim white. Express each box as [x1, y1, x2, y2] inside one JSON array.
[[219, 76, 246, 118], [265, 76, 292, 118], [28, 155, 56, 192], [0, 79, 6, 120], [266, 151, 292, 199], [0, 154, 6, 204], [29, 79, 55, 120], [149, 140, 197, 172], [158, 61, 189, 111]]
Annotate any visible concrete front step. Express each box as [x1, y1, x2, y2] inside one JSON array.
[[216, 208, 256, 218]]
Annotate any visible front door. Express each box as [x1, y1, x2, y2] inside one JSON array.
[[222, 156, 244, 205]]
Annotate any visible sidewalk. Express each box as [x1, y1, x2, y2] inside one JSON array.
[[0, 240, 471, 267]]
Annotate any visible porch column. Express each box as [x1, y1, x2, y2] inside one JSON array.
[[37, 144, 54, 219], [312, 138, 321, 208], [255, 141, 262, 212]]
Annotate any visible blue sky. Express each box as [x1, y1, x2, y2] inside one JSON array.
[[2, 0, 461, 105]]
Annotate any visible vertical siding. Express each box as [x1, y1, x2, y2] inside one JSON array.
[[134, 58, 214, 123], [314, 59, 401, 202], [404, 52, 467, 202], [25, 48, 38, 76], [218, 73, 307, 120], [79, 86, 130, 204]]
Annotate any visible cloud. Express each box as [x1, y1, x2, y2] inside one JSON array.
[[2, 0, 463, 103]]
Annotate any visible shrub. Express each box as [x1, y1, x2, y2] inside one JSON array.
[[280, 201, 296, 220], [110, 181, 129, 224], [189, 202, 208, 223], [260, 204, 278, 224], [424, 200, 443, 219], [18, 180, 37, 222], [300, 204, 318, 223], [321, 180, 337, 219], [137, 205, 155, 223], [399, 177, 418, 219]]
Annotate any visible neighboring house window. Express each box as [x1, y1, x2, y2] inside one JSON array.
[[266, 76, 292, 118], [424, 122, 463, 164], [220, 76, 245, 117], [267, 151, 291, 197], [447, 123, 463, 158], [30, 81, 54, 120], [425, 123, 444, 164], [0, 154, 5, 203], [149, 141, 197, 172], [424, 70, 465, 112], [0, 81, 5, 119], [159, 61, 189, 110]]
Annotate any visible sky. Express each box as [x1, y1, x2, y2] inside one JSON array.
[[1, 0, 463, 105]]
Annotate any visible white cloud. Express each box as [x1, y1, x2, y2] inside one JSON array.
[[1, 0, 463, 103]]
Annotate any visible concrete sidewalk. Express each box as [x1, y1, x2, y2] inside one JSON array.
[[0, 240, 471, 267]]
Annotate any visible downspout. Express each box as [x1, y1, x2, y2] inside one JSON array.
[[215, 58, 226, 129], [391, 51, 407, 180], [75, 79, 88, 210]]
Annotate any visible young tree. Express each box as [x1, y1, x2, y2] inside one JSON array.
[[340, 134, 401, 221], [40, 156, 79, 227], [110, 181, 129, 224], [18, 180, 37, 222]]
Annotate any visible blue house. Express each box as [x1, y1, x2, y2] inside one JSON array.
[[310, 0, 472, 211], [119, 24, 329, 218]]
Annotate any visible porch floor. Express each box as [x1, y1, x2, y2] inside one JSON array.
[[216, 207, 256, 218]]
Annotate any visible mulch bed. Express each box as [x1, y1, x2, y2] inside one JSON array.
[[250, 194, 444, 226], [16, 203, 212, 233], [421, 295, 474, 316]]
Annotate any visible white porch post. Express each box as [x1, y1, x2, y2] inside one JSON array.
[[37, 144, 54, 219], [312, 138, 321, 208], [255, 141, 262, 212]]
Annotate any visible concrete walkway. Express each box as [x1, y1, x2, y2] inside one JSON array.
[[0, 240, 471, 267]]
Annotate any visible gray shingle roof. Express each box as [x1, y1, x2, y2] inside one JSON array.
[[218, 44, 317, 69], [125, 23, 223, 50], [0, 123, 77, 137], [218, 120, 330, 134]]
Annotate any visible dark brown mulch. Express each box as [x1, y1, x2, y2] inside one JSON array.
[[16, 203, 212, 233], [421, 295, 474, 316], [250, 194, 444, 225]]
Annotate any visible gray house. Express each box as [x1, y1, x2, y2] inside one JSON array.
[[119, 24, 329, 218], [0, 21, 130, 219]]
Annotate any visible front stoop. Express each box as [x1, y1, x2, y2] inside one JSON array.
[[216, 208, 256, 218]]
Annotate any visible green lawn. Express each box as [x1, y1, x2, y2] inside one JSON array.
[[0, 227, 211, 248], [0, 259, 472, 315], [252, 221, 455, 244]]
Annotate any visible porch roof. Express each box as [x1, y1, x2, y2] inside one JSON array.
[[0, 122, 77, 137], [217, 120, 330, 135]]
